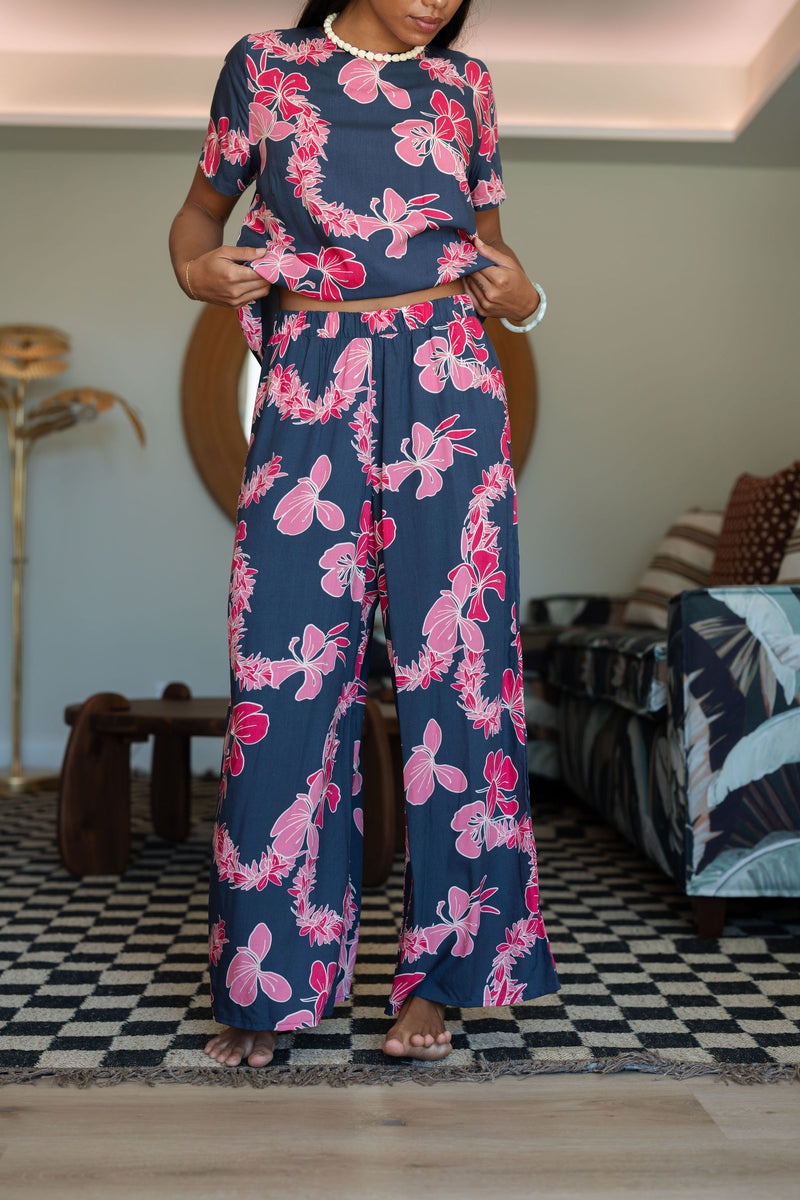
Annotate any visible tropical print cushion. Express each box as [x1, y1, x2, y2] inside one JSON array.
[[709, 462, 800, 586], [668, 586, 800, 897], [549, 626, 667, 715], [623, 510, 723, 630], [558, 694, 682, 882]]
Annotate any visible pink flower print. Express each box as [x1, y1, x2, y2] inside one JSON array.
[[501, 420, 512, 464], [422, 564, 484, 655], [270, 764, 340, 860], [223, 702, 270, 778], [466, 545, 506, 622], [451, 799, 501, 859], [376, 512, 397, 552], [295, 247, 367, 302], [288, 39, 332, 67], [304, 960, 338, 1023], [436, 238, 479, 284], [482, 750, 519, 814], [247, 100, 294, 146], [352, 739, 363, 800], [273, 454, 345, 535], [420, 56, 465, 91], [414, 335, 476, 394], [465, 60, 493, 125], [269, 312, 310, 356], [403, 718, 468, 806], [471, 171, 506, 209], [241, 455, 287, 509], [319, 500, 374, 600], [430, 90, 473, 157], [388, 972, 427, 1015], [269, 621, 349, 701], [402, 301, 434, 330], [247, 63, 311, 119], [238, 304, 263, 359], [392, 90, 470, 178], [251, 242, 309, 291], [226, 923, 292, 1008], [361, 309, 397, 334], [319, 540, 362, 600], [275, 1009, 316, 1031], [338, 58, 411, 109], [356, 189, 451, 259], [383, 416, 475, 500], [427, 880, 499, 958], [502, 668, 527, 744], [333, 338, 372, 394], [448, 310, 488, 365], [200, 116, 225, 177], [270, 789, 319, 861], [209, 918, 228, 967], [318, 312, 340, 339]]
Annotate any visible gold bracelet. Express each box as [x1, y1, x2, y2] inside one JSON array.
[[185, 259, 198, 301]]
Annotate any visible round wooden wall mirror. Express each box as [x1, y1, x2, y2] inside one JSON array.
[[181, 305, 538, 522]]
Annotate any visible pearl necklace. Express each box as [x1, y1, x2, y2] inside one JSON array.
[[323, 12, 425, 62]]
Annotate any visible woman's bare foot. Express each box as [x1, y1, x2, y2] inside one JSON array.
[[383, 995, 452, 1060], [204, 1026, 276, 1067]]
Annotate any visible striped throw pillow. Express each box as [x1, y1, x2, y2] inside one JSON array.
[[777, 513, 800, 584], [623, 510, 724, 630]]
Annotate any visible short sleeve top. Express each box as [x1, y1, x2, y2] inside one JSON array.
[[200, 27, 506, 302]]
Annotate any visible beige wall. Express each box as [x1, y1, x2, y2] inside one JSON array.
[[1, 144, 799, 770]]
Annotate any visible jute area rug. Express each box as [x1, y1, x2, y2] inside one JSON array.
[[1, 778, 798, 1088]]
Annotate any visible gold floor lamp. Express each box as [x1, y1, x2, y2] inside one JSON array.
[[0, 324, 144, 795]]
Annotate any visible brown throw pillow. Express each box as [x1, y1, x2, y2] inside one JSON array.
[[709, 463, 800, 586]]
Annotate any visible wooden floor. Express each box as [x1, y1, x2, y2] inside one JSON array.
[[1, 1074, 799, 1199]]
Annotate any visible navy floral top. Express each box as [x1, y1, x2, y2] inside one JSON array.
[[200, 27, 506, 306]]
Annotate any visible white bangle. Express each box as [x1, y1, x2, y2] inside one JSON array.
[[500, 282, 547, 333]]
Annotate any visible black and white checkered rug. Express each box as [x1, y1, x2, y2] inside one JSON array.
[[1, 779, 798, 1085]]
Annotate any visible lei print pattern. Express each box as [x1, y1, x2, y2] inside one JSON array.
[[200, 26, 507, 323], [208, 298, 559, 1026], [201, 28, 559, 1027]]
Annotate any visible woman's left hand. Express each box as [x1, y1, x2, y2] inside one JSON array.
[[464, 236, 540, 325]]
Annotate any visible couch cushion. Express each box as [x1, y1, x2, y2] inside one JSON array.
[[623, 510, 723, 630], [549, 626, 667, 715], [710, 462, 800, 586], [777, 513, 800, 584]]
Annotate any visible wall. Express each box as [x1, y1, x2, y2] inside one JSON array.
[[1, 143, 799, 771]]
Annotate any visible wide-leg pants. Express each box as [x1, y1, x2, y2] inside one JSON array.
[[209, 294, 560, 1031]]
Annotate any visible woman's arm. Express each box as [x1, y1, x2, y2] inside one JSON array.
[[463, 207, 541, 326], [169, 166, 272, 308]]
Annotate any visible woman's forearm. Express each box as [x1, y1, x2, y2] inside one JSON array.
[[169, 201, 226, 299]]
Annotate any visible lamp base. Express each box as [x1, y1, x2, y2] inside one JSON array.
[[0, 769, 61, 796]]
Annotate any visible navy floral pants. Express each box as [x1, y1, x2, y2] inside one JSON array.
[[209, 294, 560, 1031]]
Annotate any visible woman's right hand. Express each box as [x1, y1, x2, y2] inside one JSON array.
[[184, 245, 273, 308]]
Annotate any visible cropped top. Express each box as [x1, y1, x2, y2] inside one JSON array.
[[200, 26, 506, 310]]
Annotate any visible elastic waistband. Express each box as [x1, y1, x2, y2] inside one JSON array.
[[273, 293, 476, 338]]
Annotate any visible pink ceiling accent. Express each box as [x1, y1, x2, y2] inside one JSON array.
[[1, 0, 799, 139], [2, 0, 797, 62]]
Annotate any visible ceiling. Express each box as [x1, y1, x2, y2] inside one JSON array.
[[2, 0, 800, 159]]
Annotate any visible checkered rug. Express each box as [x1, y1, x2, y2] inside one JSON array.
[[1, 779, 799, 1086]]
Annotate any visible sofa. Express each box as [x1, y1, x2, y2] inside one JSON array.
[[523, 474, 800, 937]]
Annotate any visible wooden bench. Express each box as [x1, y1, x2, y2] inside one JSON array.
[[59, 683, 397, 886]]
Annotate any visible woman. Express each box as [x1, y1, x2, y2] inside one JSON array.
[[169, 0, 560, 1067]]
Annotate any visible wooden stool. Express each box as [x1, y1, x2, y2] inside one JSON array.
[[59, 684, 396, 884]]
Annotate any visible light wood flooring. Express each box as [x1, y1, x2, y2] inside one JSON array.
[[1, 1073, 799, 1199]]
